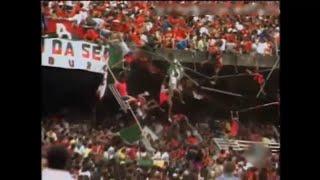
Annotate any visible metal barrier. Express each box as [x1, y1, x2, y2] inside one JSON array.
[[127, 42, 278, 68], [108, 84, 129, 113], [41, 36, 279, 68], [213, 138, 280, 153]]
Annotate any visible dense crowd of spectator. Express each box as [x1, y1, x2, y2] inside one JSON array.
[[41, 1, 280, 58], [42, 114, 279, 180], [41, 2, 280, 179]]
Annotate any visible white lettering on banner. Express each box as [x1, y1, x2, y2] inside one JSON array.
[[42, 38, 109, 74]]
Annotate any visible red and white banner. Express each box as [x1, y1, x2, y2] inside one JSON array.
[[42, 38, 109, 74], [45, 18, 86, 39]]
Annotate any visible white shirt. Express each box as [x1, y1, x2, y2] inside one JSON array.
[[208, 38, 216, 46], [220, 39, 226, 51], [161, 152, 169, 162], [145, 22, 153, 32], [154, 123, 163, 135], [48, 2, 55, 8], [79, 171, 91, 178], [68, 11, 87, 26], [256, 42, 268, 55], [80, 10, 88, 21], [119, 41, 130, 55], [235, 22, 244, 31], [199, 27, 209, 36], [65, 1, 73, 7], [42, 168, 74, 180], [153, 151, 162, 160], [82, 1, 90, 10], [205, 15, 214, 22], [78, 145, 86, 156], [47, 132, 57, 141], [141, 34, 148, 43], [197, 39, 205, 51], [92, 18, 104, 27], [193, 16, 199, 22], [257, 28, 264, 35]]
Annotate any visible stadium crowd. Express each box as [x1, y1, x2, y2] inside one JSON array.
[[41, 1, 280, 180], [42, 1, 279, 57], [42, 114, 279, 180]]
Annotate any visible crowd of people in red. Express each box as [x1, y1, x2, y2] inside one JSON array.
[[42, 1, 279, 57], [42, 113, 279, 180], [41, 2, 280, 180]]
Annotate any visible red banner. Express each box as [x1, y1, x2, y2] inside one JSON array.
[[45, 18, 86, 38]]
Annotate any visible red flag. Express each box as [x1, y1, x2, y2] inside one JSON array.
[[45, 18, 85, 38]]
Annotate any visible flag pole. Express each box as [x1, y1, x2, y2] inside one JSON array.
[[256, 39, 280, 98], [200, 86, 243, 97], [110, 60, 124, 69], [106, 61, 144, 133], [126, 103, 144, 133], [106, 63, 118, 83]]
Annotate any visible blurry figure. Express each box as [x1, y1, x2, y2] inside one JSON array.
[[246, 69, 266, 96], [245, 144, 269, 169], [167, 53, 185, 122], [42, 145, 74, 180], [114, 71, 136, 103], [216, 162, 239, 180]]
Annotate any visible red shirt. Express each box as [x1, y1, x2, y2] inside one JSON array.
[[173, 28, 186, 41], [115, 82, 128, 97], [127, 147, 138, 160], [225, 33, 236, 43], [92, 145, 104, 154], [124, 53, 135, 64], [56, 8, 68, 18], [61, 139, 70, 148], [130, 32, 143, 47], [243, 41, 253, 53], [121, 23, 131, 33], [168, 16, 178, 25], [230, 119, 239, 137], [186, 136, 199, 145], [69, 4, 81, 17], [171, 148, 186, 160], [135, 15, 145, 27], [84, 29, 99, 42], [253, 73, 265, 85], [170, 139, 180, 148], [112, 21, 122, 32], [159, 92, 169, 106]]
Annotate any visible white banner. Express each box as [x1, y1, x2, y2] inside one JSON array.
[[42, 38, 109, 74]]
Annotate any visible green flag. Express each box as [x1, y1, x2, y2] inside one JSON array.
[[137, 159, 154, 167], [119, 124, 141, 144], [108, 44, 123, 68]]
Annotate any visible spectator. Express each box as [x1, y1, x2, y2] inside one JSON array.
[[42, 145, 74, 180], [216, 162, 239, 180], [42, 2, 280, 179]]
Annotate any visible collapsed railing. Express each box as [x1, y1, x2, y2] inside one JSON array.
[[213, 138, 280, 153]]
